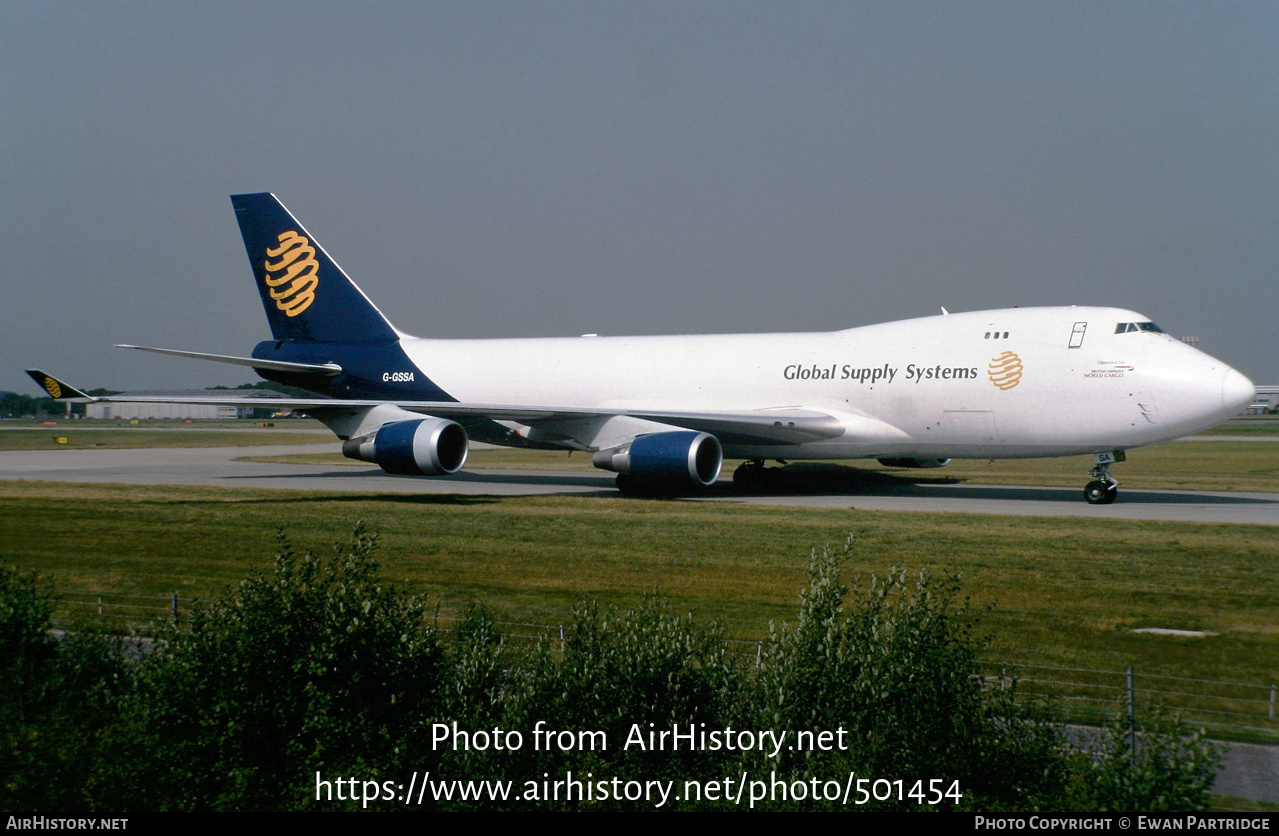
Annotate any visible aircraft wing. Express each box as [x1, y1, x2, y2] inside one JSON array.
[[26, 370, 846, 446], [400, 403, 848, 445]]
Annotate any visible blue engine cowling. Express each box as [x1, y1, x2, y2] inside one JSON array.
[[341, 417, 469, 475], [877, 457, 951, 469], [592, 431, 723, 486]]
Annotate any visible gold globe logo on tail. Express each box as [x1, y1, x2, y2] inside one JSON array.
[[262, 231, 319, 317], [41, 376, 62, 398], [987, 351, 1023, 390]]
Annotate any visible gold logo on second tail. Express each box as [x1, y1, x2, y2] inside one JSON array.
[[987, 351, 1023, 390], [41, 377, 62, 398], [263, 231, 319, 317]]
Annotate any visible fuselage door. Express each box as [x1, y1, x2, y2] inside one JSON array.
[[1068, 322, 1087, 349]]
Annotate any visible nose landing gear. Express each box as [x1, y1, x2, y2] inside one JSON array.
[[1083, 451, 1124, 504]]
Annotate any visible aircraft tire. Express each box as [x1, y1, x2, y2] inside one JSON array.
[[1083, 481, 1117, 505]]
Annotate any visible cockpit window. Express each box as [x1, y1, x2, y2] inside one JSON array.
[[1114, 322, 1165, 334]]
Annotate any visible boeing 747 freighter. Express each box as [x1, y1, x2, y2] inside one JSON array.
[[28, 193, 1256, 503]]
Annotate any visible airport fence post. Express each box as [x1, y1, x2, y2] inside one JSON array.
[[1270, 685, 1276, 721], [98, 594, 103, 618], [1126, 666, 1136, 768], [559, 624, 564, 654], [172, 592, 179, 627]]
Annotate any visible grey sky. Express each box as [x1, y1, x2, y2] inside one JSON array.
[[2, 1, 1275, 395]]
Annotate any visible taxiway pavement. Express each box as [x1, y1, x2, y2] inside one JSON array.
[[3, 443, 1277, 525]]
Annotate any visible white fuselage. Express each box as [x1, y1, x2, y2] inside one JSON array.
[[397, 306, 1254, 460]]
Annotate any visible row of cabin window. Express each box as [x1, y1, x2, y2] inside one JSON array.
[[981, 322, 1163, 340]]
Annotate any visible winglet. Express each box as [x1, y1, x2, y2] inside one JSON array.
[[24, 370, 96, 402]]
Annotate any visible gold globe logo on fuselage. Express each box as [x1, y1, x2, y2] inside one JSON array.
[[263, 230, 319, 317], [988, 351, 1023, 390]]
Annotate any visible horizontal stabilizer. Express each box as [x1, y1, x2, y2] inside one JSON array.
[[116, 345, 342, 376]]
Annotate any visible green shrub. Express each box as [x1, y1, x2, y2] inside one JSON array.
[[3, 529, 1225, 812], [751, 537, 1076, 809], [0, 565, 128, 811], [1080, 708, 1221, 812], [127, 525, 446, 810]]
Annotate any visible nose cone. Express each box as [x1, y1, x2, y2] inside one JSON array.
[[1222, 367, 1256, 416]]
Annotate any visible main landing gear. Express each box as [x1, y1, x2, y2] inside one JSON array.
[[733, 460, 786, 492], [1083, 451, 1124, 505]]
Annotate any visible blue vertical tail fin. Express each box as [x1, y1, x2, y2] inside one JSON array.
[[231, 193, 399, 343]]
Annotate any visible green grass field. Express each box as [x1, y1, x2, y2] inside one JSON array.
[[0, 430, 334, 451], [5, 426, 1275, 803], [0, 418, 330, 451], [1197, 416, 1279, 436], [1, 480, 1274, 692], [3, 415, 1276, 745]]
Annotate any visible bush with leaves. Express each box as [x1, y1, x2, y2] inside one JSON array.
[[432, 598, 746, 809], [2, 528, 1225, 812], [750, 537, 1078, 809], [418, 604, 521, 807], [0, 565, 128, 811], [0, 565, 55, 721], [543, 598, 740, 756], [1074, 708, 1220, 811], [124, 525, 446, 811]]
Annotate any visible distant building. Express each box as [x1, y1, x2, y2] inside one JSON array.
[[85, 390, 286, 420], [1250, 385, 1278, 415]]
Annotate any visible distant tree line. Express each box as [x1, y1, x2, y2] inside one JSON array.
[[2, 388, 114, 418], [1, 531, 1219, 812], [1, 391, 77, 418]]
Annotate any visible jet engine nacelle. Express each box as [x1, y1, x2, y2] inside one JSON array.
[[593, 431, 723, 486], [877, 457, 952, 469], [342, 417, 469, 476]]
